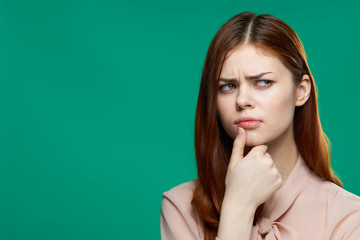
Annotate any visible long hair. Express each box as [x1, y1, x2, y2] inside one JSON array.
[[191, 12, 343, 240]]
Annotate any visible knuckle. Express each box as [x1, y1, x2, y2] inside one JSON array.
[[262, 158, 273, 168], [254, 151, 261, 158], [267, 158, 274, 166], [270, 169, 280, 180], [272, 168, 279, 176]]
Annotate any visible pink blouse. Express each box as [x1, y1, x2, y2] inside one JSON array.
[[160, 155, 360, 239]]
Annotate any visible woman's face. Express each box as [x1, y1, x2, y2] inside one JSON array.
[[217, 44, 304, 147]]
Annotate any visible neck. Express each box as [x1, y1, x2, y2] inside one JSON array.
[[244, 124, 299, 184]]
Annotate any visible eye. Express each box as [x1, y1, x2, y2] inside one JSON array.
[[219, 83, 237, 92], [255, 80, 273, 87]]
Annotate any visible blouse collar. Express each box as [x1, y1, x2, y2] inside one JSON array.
[[261, 154, 312, 222]]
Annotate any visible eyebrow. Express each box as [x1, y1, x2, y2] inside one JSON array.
[[218, 71, 273, 82]]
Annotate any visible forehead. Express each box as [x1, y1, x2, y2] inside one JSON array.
[[221, 45, 287, 76]]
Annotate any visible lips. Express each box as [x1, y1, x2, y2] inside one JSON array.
[[234, 116, 261, 124], [235, 116, 262, 129]]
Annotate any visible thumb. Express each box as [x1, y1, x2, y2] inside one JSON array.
[[229, 127, 246, 165]]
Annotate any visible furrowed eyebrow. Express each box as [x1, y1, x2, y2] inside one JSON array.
[[245, 71, 272, 80], [218, 71, 272, 82]]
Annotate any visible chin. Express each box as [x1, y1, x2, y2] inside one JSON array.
[[244, 131, 272, 146], [245, 139, 267, 147], [228, 130, 266, 145]]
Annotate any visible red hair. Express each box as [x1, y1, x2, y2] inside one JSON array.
[[191, 12, 343, 240]]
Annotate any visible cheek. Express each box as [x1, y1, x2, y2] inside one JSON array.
[[264, 92, 295, 126], [217, 97, 232, 118], [217, 97, 237, 135]]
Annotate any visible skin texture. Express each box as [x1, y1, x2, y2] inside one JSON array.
[[216, 44, 311, 240]]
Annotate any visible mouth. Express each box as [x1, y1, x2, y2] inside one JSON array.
[[235, 116, 262, 129], [237, 120, 261, 129]]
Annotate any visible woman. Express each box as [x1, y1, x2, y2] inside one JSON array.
[[160, 12, 360, 240]]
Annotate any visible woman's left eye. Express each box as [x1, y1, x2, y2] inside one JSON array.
[[255, 80, 273, 87]]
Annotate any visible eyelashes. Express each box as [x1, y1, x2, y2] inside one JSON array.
[[255, 80, 274, 88], [218, 80, 274, 92]]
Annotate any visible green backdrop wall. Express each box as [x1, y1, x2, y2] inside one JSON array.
[[1, 0, 359, 239]]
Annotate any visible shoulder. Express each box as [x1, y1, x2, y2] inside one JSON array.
[[161, 179, 198, 220], [163, 179, 197, 196], [318, 180, 360, 210], [160, 179, 201, 239], [313, 178, 360, 239], [305, 169, 360, 208], [162, 179, 197, 206]]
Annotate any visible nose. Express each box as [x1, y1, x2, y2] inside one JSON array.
[[236, 86, 254, 110]]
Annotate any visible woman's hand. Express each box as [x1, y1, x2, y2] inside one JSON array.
[[224, 127, 283, 209]]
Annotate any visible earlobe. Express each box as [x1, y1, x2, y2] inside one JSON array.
[[295, 74, 311, 107]]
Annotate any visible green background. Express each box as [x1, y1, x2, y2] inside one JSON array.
[[0, 0, 359, 239]]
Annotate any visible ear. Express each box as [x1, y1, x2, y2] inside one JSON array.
[[295, 74, 311, 107]]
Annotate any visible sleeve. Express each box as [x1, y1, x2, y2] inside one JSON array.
[[328, 189, 360, 240], [160, 191, 202, 240]]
